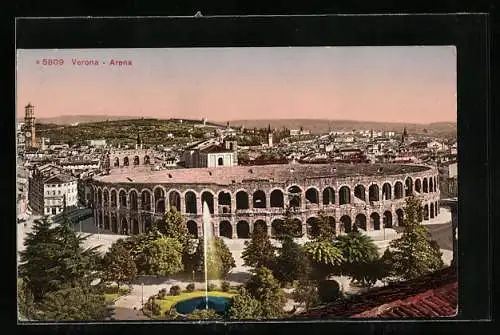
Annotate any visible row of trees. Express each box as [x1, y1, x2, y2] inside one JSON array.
[[18, 208, 236, 321], [232, 196, 444, 316]]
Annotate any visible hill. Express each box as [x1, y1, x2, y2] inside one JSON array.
[[29, 115, 142, 125]]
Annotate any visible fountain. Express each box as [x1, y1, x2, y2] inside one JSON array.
[[202, 201, 213, 310], [171, 202, 232, 317]]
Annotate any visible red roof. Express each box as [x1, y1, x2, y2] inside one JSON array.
[[295, 266, 457, 319]]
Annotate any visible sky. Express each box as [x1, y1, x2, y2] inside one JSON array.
[[16, 46, 456, 123]]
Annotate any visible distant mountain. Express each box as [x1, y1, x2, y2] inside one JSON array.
[[226, 119, 456, 134]]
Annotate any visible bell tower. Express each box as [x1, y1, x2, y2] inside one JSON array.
[[24, 103, 36, 148]]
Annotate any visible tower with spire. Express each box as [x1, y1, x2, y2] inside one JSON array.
[[267, 124, 273, 148], [24, 103, 36, 148], [401, 126, 408, 143], [136, 132, 143, 149]]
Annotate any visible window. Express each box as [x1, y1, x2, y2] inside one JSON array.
[[218, 157, 224, 166], [58, 190, 61, 195], [52, 191, 56, 196]]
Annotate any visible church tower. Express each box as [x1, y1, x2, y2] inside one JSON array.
[[136, 132, 143, 149], [24, 103, 36, 148], [267, 124, 273, 148]]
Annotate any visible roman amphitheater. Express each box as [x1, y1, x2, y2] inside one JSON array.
[[89, 163, 441, 239]]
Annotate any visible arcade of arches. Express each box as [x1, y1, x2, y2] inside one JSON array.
[[92, 175, 440, 239]]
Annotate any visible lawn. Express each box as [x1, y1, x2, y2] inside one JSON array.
[[151, 290, 237, 318]]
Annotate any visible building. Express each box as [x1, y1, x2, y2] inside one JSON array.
[[59, 160, 101, 171], [23, 103, 36, 149], [183, 139, 238, 168], [28, 164, 78, 216], [88, 139, 107, 147], [89, 163, 440, 237]]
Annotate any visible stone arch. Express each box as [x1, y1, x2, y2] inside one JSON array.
[[424, 204, 429, 220], [394, 181, 404, 199], [154, 187, 166, 214], [306, 217, 321, 238], [288, 185, 302, 208], [305, 187, 320, 205], [121, 218, 128, 235], [113, 157, 119, 167], [119, 189, 127, 207], [322, 187, 335, 205], [271, 219, 283, 237], [237, 220, 250, 238], [430, 203, 435, 219], [370, 212, 381, 230], [219, 220, 232, 238], [218, 190, 232, 213], [123, 156, 129, 167], [382, 183, 392, 200], [168, 190, 182, 212], [185, 191, 197, 214], [235, 190, 249, 210], [133, 156, 140, 166], [110, 189, 117, 207], [187, 220, 198, 238], [143, 215, 152, 233], [405, 177, 413, 196], [383, 211, 392, 228], [253, 220, 267, 235], [141, 189, 152, 211], [429, 177, 434, 192], [132, 218, 139, 234], [104, 215, 110, 230], [111, 215, 118, 233], [369, 184, 380, 202], [340, 215, 352, 233], [144, 155, 151, 165], [354, 185, 366, 201], [97, 188, 103, 206], [103, 189, 109, 206], [270, 189, 285, 208], [396, 209, 404, 226], [415, 178, 422, 193], [355, 214, 367, 231], [435, 201, 439, 217], [201, 190, 214, 214], [129, 190, 138, 210], [423, 178, 428, 193], [339, 186, 351, 205], [253, 190, 266, 208]]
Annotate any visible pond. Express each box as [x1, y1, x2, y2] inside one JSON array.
[[173, 296, 232, 315]]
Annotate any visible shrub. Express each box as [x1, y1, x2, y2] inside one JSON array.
[[221, 281, 230, 292], [151, 302, 161, 316], [207, 283, 217, 292], [317, 280, 341, 303], [169, 285, 181, 296], [119, 286, 132, 295], [158, 288, 167, 299], [186, 283, 195, 292]]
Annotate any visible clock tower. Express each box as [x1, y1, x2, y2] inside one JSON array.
[[24, 103, 36, 148]]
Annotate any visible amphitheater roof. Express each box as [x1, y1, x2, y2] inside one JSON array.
[[94, 163, 431, 186]]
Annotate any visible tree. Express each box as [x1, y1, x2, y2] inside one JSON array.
[[102, 243, 137, 290], [37, 286, 113, 321], [228, 287, 262, 320], [19, 217, 100, 302], [274, 207, 303, 240], [273, 237, 311, 285], [241, 225, 277, 269], [245, 267, 285, 319], [292, 280, 321, 311], [17, 279, 37, 320], [303, 239, 344, 280], [155, 208, 196, 272], [389, 196, 445, 281], [335, 232, 379, 279], [312, 211, 337, 241], [193, 237, 236, 280], [142, 237, 184, 276]]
